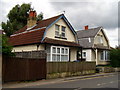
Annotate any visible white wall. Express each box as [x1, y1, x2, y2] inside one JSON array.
[[45, 18, 76, 42], [82, 49, 92, 61], [70, 47, 77, 61], [12, 44, 45, 52]]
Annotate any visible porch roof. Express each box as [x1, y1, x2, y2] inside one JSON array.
[[42, 37, 80, 47]]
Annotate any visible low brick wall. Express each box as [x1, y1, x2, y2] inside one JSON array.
[[47, 70, 95, 79], [96, 67, 120, 73]]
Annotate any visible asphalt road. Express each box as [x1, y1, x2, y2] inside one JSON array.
[[23, 72, 120, 90]]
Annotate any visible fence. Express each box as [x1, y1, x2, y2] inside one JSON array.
[[2, 54, 46, 82], [47, 62, 96, 78]]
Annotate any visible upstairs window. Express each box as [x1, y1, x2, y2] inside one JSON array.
[[97, 35, 103, 44], [61, 26, 66, 38], [55, 24, 60, 37]]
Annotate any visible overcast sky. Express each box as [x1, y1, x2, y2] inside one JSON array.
[[0, 0, 119, 47]]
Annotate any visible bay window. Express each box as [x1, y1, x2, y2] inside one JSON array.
[[50, 46, 69, 62], [100, 50, 109, 61]]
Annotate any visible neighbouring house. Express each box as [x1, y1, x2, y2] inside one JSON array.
[[9, 10, 81, 62], [77, 26, 110, 65]]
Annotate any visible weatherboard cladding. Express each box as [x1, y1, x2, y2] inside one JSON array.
[[9, 14, 78, 47]]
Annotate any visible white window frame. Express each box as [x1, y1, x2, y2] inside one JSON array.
[[100, 50, 109, 61], [55, 24, 60, 37], [61, 26, 66, 38], [82, 52, 86, 58], [50, 46, 69, 62]]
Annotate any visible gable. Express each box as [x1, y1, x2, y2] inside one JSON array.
[[44, 18, 76, 42], [9, 14, 77, 46], [94, 29, 109, 47]]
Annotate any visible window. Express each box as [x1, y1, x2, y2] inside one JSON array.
[[97, 35, 103, 44], [55, 24, 60, 37], [61, 26, 66, 37], [82, 52, 86, 58], [51, 46, 69, 62], [100, 51, 109, 61]]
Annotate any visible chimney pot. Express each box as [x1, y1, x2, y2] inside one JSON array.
[[84, 25, 88, 30]]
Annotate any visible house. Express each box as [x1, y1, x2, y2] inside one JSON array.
[[9, 10, 81, 62], [77, 26, 110, 65]]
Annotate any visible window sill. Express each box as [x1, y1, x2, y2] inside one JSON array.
[[99, 60, 110, 62], [55, 36, 67, 40]]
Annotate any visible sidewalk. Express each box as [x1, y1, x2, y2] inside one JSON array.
[[2, 72, 117, 88]]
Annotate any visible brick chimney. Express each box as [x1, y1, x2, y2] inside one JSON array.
[[27, 10, 37, 29], [84, 25, 88, 30]]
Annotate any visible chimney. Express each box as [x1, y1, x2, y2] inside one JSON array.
[[84, 25, 88, 30], [27, 10, 37, 29]]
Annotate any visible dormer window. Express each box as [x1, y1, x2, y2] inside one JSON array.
[[61, 26, 66, 38], [55, 24, 60, 37]]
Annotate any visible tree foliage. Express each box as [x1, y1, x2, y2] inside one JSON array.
[[2, 34, 14, 56], [110, 48, 120, 67], [1, 3, 43, 37]]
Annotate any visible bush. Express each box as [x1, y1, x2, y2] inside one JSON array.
[[110, 49, 120, 67]]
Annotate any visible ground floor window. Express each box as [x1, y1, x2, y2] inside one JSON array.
[[100, 50, 109, 61], [47, 45, 69, 62]]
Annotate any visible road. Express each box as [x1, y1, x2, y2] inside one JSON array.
[[23, 72, 120, 90]]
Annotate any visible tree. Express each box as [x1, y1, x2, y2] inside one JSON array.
[[110, 48, 120, 67], [1, 3, 43, 37], [2, 34, 14, 56], [37, 12, 43, 21]]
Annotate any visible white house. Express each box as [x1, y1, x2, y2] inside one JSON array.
[[77, 26, 110, 65]]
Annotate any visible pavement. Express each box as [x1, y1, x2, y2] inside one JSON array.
[[2, 72, 118, 89]]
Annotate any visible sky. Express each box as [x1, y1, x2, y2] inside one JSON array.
[[0, 0, 119, 47]]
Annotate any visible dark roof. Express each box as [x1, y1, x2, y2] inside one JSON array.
[[77, 27, 102, 48], [77, 27, 101, 39], [9, 28, 45, 46], [14, 14, 62, 34], [43, 37, 80, 47], [78, 38, 94, 48]]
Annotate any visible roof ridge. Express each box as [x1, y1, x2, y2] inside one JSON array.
[[77, 26, 102, 32], [37, 14, 63, 23]]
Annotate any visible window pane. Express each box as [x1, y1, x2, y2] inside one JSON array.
[[57, 48, 60, 53], [61, 48, 64, 54], [61, 33, 65, 37], [65, 48, 68, 54], [83, 52, 86, 57], [52, 47, 56, 53], [62, 26, 65, 32], [61, 55, 64, 61], [100, 51, 104, 60], [57, 55, 60, 61], [52, 54, 56, 61], [55, 25, 59, 31], [55, 31, 59, 36], [64, 55, 68, 61]]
